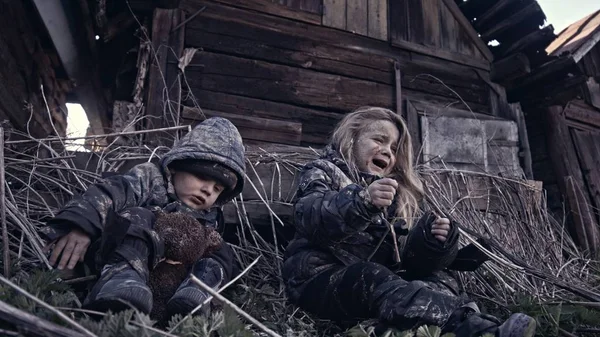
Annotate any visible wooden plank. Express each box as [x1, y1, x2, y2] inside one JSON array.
[[145, 9, 172, 135], [441, 0, 494, 61], [367, 0, 387, 40], [388, 0, 408, 42], [439, 0, 459, 53], [347, 0, 368, 35], [145, 9, 185, 145], [545, 106, 599, 256], [564, 100, 600, 128], [185, 20, 395, 84], [323, 0, 346, 29], [584, 78, 600, 110], [405, 99, 421, 163], [421, 0, 441, 48], [508, 103, 533, 179], [279, 0, 322, 14], [491, 53, 531, 84], [572, 130, 600, 227], [207, 0, 321, 25], [406, 0, 425, 45], [498, 25, 555, 58], [474, 0, 520, 30], [182, 107, 303, 145], [480, 2, 543, 42], [185, 53, 394, 111], [391, 39, 490, 71], [181, 90, 341, 146]]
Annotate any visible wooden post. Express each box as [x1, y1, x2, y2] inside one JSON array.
[[545, 106, 599, 256], [394, 61, 402, 115], [0, 128, 7, 278], [145, 8, 186, 146]]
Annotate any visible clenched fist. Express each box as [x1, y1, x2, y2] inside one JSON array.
[[44, 229, 91, 270], [431, 217, 451, 242], [366, 178, 398, 209]]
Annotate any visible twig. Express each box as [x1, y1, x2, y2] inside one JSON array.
[[1, 127, 8, 277], [171, 6, 206, 33], [56, 307, 180, 337], [0, 274, 96, 337], [5, 125, 191, 145], [190, 274, 282, 337], [62, 275, 97, 285], [0, 300, 85, 337]]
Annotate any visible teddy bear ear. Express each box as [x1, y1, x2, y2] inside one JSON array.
[[205, 228, 224, 254]]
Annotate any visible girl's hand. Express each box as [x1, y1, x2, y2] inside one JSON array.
[[431, 217, 451, 242], [366, 178, 398, 209], [44, 229, 91, 270]]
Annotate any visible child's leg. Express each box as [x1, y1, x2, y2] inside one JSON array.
[[83, 207, 159, 314], [167, 243, 238, 316], [295, 261, 464, 328], [296, 262, 536, 337]]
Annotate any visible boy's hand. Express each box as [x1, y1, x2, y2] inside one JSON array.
[[44, 229, 91, 270], [366, 178, 398, 209], [431, 217, 451, 242]]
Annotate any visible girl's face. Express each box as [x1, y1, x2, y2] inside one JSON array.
[[352, 120, 399, 176]]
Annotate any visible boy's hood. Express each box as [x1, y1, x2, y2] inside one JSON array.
[[160, 117, 246, 204]]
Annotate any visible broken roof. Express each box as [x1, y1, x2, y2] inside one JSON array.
[[546, 9, 600, 62]]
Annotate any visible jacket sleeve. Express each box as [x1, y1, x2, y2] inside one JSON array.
[[400, 212, 459, 275], [293, 166, 381, 244], [41, 163, 166, 242]]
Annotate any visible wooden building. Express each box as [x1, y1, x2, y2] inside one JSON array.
[[6, 1, 600, 253], [520, 10, 600, 256]]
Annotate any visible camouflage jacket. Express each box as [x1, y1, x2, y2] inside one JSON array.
[[283, 147, 460, 290], [40, 117, 246, 244]]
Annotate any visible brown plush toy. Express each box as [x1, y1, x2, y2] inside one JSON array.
[[148, 211, 223, 322]]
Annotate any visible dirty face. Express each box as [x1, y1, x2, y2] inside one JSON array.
[[172, 171, 224, 210], [352, 120, 399, 176]]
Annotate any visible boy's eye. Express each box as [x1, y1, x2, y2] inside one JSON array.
[[215, 185, 224, 193]]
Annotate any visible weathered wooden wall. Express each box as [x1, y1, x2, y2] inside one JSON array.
[[578, 43, 600, 110], [0, 1, 70, 138], [175, 0, 498, 147], [526, 101, 600, 256]]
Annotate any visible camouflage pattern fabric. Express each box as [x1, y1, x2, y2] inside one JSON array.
[[40, 117, 246, 280], [283, 146, 470, 329]]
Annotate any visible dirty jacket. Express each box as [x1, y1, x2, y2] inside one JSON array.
[[283, 147, 460, 297], [41, 117, 246, 247]]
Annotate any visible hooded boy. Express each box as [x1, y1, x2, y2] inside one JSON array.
[[40, 117, 246, 316]]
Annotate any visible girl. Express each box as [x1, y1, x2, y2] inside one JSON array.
[[282, 107, 536, 337]]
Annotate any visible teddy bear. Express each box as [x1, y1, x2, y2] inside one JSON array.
[[148, 211, 223, 323]]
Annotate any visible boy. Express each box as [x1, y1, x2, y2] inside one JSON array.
[[40, 117, 246, 316]]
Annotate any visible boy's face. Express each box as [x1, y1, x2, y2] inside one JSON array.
[[172, 171, 225, 210]]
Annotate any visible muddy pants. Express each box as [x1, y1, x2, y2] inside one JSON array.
[[294, 261, 465, 330]]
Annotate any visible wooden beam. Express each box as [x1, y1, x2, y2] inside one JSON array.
[[499, 24, 555, 57], [474, 0, 521, 31], [571, 130, 600, 227], [405, 100, 421, 163], [507, 103, 533, 179], [145, 9, 185, 145], [205, 0, 321, 25], [480, 2, 543, 42], [544, 106, 599, 256], [441, 0, 494, 62], [181, 107, 303, 145], [31, 0, 110, 136], [584, 77, 600, 110], [564, 100, 600, 128], [491, 53, 531, 84], [508, 56, 576, 93], [391, 39, 490, 71]]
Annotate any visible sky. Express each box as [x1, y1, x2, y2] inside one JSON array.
[[537, 0, 600, 33]]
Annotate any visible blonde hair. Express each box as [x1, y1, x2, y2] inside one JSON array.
[[331, 106, 424, 227]]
